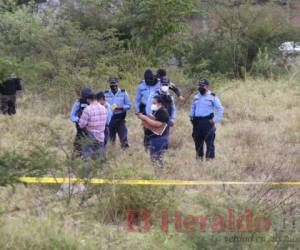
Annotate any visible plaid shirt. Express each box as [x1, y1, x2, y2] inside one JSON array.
[[79, 102, 107, 142]]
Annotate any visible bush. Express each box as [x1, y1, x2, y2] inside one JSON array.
[[185, 2, 300, 78]]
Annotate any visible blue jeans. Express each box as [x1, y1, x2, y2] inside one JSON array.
[[149, 135, 168, 166], [82, 141, 106, 161]]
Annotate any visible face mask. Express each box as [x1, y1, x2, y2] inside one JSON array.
[[110, 85, 118, 93], [161, 85, 169, 93], [151, 104, 159, 111], [145, 77, 157, 86], [198, 87, 206, 95]]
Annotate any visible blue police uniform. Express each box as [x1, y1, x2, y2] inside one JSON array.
[[105, 88, 131, 148], [134, 80, 161, 114], [69, 99, 89, 155], [134, 79, 161, 150], [189, 90, 224, 159]]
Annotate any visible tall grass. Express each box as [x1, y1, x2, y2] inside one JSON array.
[[0, 78, 299, 249]]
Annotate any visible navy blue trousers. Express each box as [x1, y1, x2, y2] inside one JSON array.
[[109, 119, 129, 148], [149, 135, 168, 166], [192, 119, 216, 159]]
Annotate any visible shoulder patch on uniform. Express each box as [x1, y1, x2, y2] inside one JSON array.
[[104, 90, 109, 93], [211, 92, 216, 96], [121, 89, 125, 92]]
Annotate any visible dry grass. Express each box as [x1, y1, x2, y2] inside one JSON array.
[[0, 78, 300, 249]]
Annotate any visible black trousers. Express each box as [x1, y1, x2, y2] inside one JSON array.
[[192, 118, 216, 159], [109, 118, 129, 148], [73, 124, 88, 156], [1, 94, 16, 115], [143, 128, 152, 150]]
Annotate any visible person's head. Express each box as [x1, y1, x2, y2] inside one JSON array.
[[151, 95, 163, 111], [144, 69, 157, 86], [108, 76, 119, 94], [86, 92, 96, 104], [156, 69, 167, 79], [198, 78, 209, 95], [96, 91, 105, 105], [80, 87, 93, 100], [160, 77, 170, 93]]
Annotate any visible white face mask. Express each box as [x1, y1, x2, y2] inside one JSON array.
[[161, 85, 169, 93], [151, 104, 159, 111]]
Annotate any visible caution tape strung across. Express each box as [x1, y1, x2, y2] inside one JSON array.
[[18, 177, 300, 186]]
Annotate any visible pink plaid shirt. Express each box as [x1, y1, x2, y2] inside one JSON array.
[[79, 101, 107, 142]]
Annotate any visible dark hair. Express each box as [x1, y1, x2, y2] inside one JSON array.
[[152, 95, 163, 104], [96, 91, 105, 100], [86, 93, 96, 100], [157, 69, 167, 79]]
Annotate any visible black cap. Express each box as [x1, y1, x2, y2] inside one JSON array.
[[199, 78, 209, 86], [108, 76, 119, 84], [156, 69, 167, 79], [96, 91, 105, 100], [80, 87, 93, 99], [144, 69, 154, 80]]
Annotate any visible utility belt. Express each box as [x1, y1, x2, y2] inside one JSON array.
[[192, 113, 214, 124], [111, 112, 126, 121]]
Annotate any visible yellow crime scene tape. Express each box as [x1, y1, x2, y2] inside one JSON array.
[[18, 177, 300, 186]]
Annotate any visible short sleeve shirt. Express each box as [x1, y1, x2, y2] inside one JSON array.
[[149, 107, 170, 137]]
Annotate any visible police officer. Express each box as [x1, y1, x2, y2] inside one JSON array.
[[105, 76, 131, 149], [189, 79, 224, 160], [135, 69, 160, 114], [156, 69, 184, 102], [0, 74, 22, 115], [70, 87, 93, 156], [135, 69, 161, 149], [146, 77, 176, 126]]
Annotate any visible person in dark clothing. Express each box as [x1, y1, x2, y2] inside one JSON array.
[[137, 95, 170, 166], [156, 69, 184, 102], [0, 74, 22, 115], [146, 77, 176, 126], [69, 87, 93, 156], [135, 69, 161, 150]]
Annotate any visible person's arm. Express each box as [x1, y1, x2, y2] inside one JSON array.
[[212, 96, 224, 123], [16, 79, 22, 91], [69, 101, 80, 123], [106, 103, 113, 125], [123, 91, 131, 111], [189, 98, 196, 120], [79, 108, 89, 129], [134, 85, 142, 112], [169, 82, 181, 98], [138, 114, 164, 128]]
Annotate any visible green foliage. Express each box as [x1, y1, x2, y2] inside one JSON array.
[[117, 0, 194, 58], [0, 149, 60, 186], [186, 2, 300, 78]]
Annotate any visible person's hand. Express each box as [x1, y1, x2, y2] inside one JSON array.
[[137, 113, 145, 120], [209, 119, 216, 128], [179, 96, 185, 102]]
